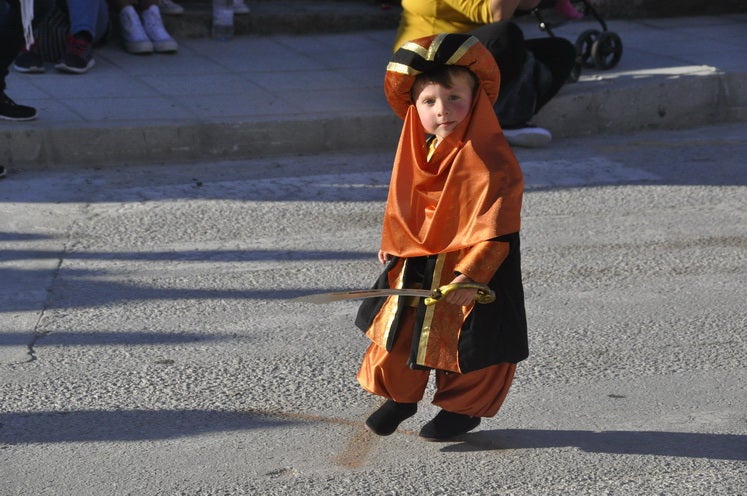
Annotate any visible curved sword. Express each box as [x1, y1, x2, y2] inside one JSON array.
[[291, 282, 495, 306]]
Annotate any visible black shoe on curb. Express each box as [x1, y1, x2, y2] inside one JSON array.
[[55, 34, 95, 74], [365, 400, 417, 436], [419, 409, 481, 441], [0, 166, 7, 179], [0, 93, 37, 121]]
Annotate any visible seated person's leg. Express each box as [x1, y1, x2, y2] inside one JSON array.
[[469, 20, 527, 90], [66, 0, 110, 44], [0, 0, 38, 120], [0, 0, 24, 76], [525, 36, 576, 112], [470, 21, 554, 147]]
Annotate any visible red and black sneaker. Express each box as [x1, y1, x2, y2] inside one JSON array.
[[13, 43, 45, 73], [55, 34, 95, 74]]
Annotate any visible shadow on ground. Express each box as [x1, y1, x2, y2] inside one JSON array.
[[0, 409, 298, 444], [445, 428, 747, 461]]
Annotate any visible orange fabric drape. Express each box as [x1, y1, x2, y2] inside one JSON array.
[[380, 85, 523, 258]]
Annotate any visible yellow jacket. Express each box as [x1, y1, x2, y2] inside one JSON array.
[[394, 0, 494, 50]]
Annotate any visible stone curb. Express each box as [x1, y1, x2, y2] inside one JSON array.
[[4, 71, 745, 170], [536, 71, 746, 138], [161, 1, 401, 38]]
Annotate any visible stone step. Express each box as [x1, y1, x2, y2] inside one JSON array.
[[159, 0, 401, 39]]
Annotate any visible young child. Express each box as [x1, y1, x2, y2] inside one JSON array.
[[355, 33, 528, 440]]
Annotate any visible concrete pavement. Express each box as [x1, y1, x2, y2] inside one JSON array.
[[0, 123, 745, 494], [1, 13, 746, 170]]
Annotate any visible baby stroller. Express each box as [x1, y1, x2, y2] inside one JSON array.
[[520, 0, 623, 81]]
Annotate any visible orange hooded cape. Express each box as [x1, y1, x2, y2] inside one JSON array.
[[380, 34, 523, 257]]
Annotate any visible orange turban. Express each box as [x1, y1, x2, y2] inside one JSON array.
[[385, 33, 501, 119]]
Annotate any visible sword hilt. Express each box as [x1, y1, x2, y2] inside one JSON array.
[[424, 283, 496, 306]]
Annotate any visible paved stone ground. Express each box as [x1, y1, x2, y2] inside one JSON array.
[[0, 124, 745, 495]]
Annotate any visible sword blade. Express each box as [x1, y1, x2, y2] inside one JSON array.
[[291, 288, 432, 304]]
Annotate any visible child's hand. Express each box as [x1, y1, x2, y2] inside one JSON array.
[[444, 274, 478, 306], [378, 250, 393, 264]]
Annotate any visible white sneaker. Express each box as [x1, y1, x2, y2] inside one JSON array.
[[503, 126, 552, 148], [233, 0, 250, 14], [158, 0, 184, 15], [119, 5, 153, 54], [141, 5, 179, 53]]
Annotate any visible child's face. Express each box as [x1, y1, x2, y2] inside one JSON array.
[[414, 73, 474, 141]]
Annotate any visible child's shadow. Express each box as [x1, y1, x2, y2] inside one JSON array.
[[443, 429, 747, 461]]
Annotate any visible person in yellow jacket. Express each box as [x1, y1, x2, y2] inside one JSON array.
[[393, 0, 576, 148]]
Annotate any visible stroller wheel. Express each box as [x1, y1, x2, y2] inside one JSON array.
[[591, 31, 623, 70], [575, 29, 601, 69]]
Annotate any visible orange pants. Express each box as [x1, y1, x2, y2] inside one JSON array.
[[357, 309, 516, 418]]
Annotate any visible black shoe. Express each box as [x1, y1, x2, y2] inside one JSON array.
[[364, 400, 417, 436], [0, 166, 6, 179], [55, 34, 95, 74], [13, 44, 45, 73], [0, 93, 37, 121], [419, 409, 481, 441]]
